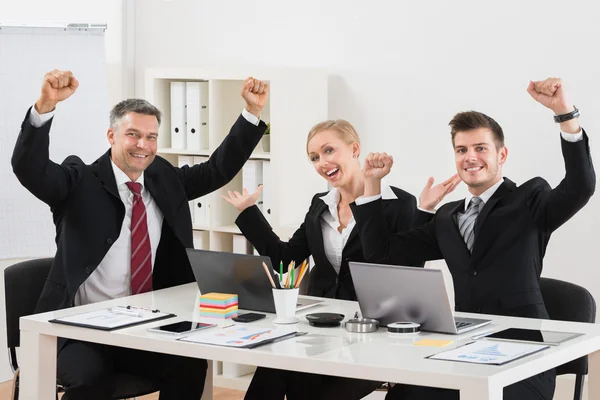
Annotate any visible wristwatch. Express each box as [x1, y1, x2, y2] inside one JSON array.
[[554, 106, 580, 123]]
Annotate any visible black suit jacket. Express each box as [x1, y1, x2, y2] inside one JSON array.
[[12, 108, 266, 313], [352, 133, 595, 319], [236, 187, 432, 300]]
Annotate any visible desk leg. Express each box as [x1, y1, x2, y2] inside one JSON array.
[[588, 349, 600, 399], [460, 381, 502, 400], [200, 360, 214, 400], [19, 330, 57, 400]]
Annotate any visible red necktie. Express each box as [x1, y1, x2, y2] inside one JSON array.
[[126, 182, 153, 294]]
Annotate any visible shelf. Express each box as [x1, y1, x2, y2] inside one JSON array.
[[249, 151, 271, 160], [212, 225, 242, 234], [146, 66, 328, 240], [158, 148, 210, 156], [159, 148, 270, 160]]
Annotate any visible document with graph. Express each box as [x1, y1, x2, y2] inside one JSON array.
[[180, 325, 298, 348], [428, 340, 549, 365]]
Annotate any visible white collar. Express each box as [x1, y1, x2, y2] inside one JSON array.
[[110, 159, 145, 191], [464, 178, 504, 211]]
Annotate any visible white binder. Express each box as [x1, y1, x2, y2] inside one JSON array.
[[186, 81, 209, 151], [193, 156, 210, 227], [178, 155, 195, 224], [242, 160, 264, 211], [170, 82, 186, 149], [262, 161, 272, 222]]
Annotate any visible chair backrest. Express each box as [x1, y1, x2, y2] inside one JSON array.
[[4, 258, 53, 351], [540, 277, 596, 376]]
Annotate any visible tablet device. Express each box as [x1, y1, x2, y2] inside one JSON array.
[[480, 328, 583, 346], [148, 321, 216, 336]]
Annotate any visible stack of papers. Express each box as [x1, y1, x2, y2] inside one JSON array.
[[429, 340, 549, 365], [180, 325, 297, 348]]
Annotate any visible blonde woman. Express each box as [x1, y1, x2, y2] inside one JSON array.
[[224, 119, 459, 400]]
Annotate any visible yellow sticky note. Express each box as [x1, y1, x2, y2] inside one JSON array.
[[413, 339, 454, 347]]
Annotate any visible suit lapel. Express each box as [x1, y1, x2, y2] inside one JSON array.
[[439, 200, 473, 264], [473, 179, 515, 238], [144, 162, 173, 221], [470, 179, 516, 262], [97, 150, 120, 200], [310, 199, 328, 259], [310, 197, 345, 277]]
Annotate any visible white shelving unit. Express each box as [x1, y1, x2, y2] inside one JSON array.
[[144, 66, 328, 389]]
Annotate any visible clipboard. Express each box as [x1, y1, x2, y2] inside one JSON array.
[[49, 306, 176, 331], [427, 340, 549, 365]]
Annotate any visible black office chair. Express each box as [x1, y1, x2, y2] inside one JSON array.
[[5, 258, 159, 400], [540, 277, 596, 400]]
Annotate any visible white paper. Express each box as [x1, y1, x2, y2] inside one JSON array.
[[429, 340, 549, 365], [52, 306, 173, 330], [180, 325, 297, 348]]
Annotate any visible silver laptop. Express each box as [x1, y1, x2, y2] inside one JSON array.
[[186, 249, 322, 313], [349, 262, 491, 334]]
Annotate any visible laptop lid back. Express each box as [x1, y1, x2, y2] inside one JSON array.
[[349, 262, 458, 332], [186, 248, 276, 313]]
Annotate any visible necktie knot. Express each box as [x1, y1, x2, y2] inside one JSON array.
[[126, 182, 142, 197], [468, 196, 483, 210]]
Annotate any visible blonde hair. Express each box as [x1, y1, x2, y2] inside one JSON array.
[[306, 119, 361, 155]]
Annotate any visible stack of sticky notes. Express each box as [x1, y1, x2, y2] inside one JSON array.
[[199, 293, 238, 319]]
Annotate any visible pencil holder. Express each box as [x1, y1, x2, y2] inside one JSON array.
[[272, 288, 299, 324]]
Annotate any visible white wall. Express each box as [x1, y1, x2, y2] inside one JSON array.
[[0, 0, 129, 383], [1, 0, 131, 106], [134, 0, 600, 315]]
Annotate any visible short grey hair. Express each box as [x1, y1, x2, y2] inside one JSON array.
[[109, 99, 162, 130]]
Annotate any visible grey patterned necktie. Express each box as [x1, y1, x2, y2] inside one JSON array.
[[457, 196, 483, 253]]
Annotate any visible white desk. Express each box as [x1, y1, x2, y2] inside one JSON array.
[[19, 283, 600, 400]]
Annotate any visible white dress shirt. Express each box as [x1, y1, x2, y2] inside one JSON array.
[[74, 164, 164, 305], [29, 105, 260, 305], [320, 181, 397, 274]]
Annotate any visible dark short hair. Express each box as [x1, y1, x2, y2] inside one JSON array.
[[110, 99, 162, 129], [449, 111, 504, 149]]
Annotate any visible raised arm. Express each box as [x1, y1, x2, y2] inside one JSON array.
[[225, 186, 312, 270], [353, 152, 443, 265], [177, 77, 269, 199], [525, 78, 595, 232], [11, 70, 83, 208]]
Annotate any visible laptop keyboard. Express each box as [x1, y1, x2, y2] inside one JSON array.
[[455, 320, 473, 330]]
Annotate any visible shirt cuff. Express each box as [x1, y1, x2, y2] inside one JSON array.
[[242, 108, 260, 126], [561, 128, 583, 142], [417, 206, 436, 214], [29, 105, 55, 128], [355, 194, 382, 205]]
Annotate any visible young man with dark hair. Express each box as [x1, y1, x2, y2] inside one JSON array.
[[351, 77, 595, 400]]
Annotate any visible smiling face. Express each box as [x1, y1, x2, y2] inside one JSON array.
[[453, 127, 508, 195], [107, 112, 159, 181], [307, 128, 361, 188]]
